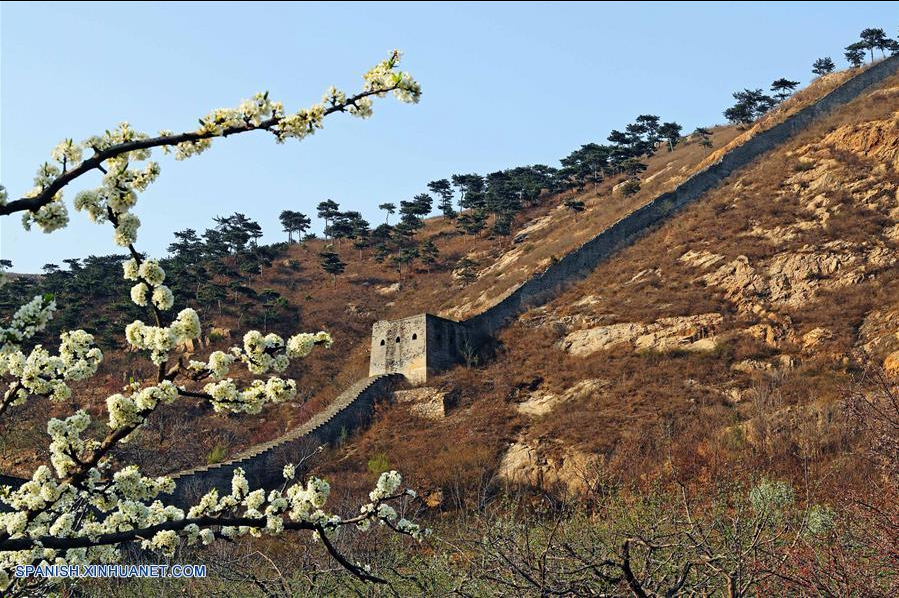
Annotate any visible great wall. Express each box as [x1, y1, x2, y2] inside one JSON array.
[[4, 54, 899, 506]]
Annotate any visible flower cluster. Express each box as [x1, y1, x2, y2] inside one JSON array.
[[2, 330, 102, 407], [106, 381, 178, 432], [21, 196, 69, 233], [50, 138, 83, 169], [125, 308, 201, 365], [361, 50, 422, 104], [188, 350, 235, 380], [65, 121, 157, 245], [0, 461, 425, 591], [0, 53, 424, 593], [0, 295, 56, 351], [46, 410, 95, 477], [13, 51, 418, 252], [218, 330, 332, 376], [201, 376, 297, 414], [122, 258, 173, 311]]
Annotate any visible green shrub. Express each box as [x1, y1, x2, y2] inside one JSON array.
[[621, 178, 641, 196], [367, 452, 390, 475], [206, 441, 228, 464]]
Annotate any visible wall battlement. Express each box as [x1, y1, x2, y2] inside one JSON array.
[[369, 313, 470, 384], [4, 56, 896, 509]]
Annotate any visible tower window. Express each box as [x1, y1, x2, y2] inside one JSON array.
[[395, 336, 401, 343], [412, 333, 418, 340], [380, 339, 385, 346]]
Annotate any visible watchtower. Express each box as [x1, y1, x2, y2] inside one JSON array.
[[369, 314, 470, 384]]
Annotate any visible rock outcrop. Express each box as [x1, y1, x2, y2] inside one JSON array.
[[497, 438, 603, 496], [691, 242, 895, 312], [559, 313, 722, 356], [394, 387, 447, 420], [516, 378, 609, 416]]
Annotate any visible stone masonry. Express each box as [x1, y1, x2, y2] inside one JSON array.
[[369, 314, 470, 384], [3, 55, 897, 506]]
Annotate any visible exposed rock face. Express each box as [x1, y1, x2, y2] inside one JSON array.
[[885, 350, 899, 378], [693, 242, 895, 312], [818, 116, 899, 169], [497, 438, 603, 495], [516, 379, 609, 416], [559, 313, 722, 356], [857, 309, 899, 356], [376, 283, 401, 296], [394, 387, 447, 420], [678, 249, 724, 269], [802, 327, 833, 350]]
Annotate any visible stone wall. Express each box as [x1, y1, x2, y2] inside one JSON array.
[[4, 57, 897, 514], [466, 55, 899, 337], [370, 315, 429, 383], [162, 374, 402, 508], [369, 313, 470, 384]]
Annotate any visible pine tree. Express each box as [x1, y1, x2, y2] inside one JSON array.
[[658, 122, 683, 152], [845, 42, 866, 68], [318, 249, 345, 285], [316, 199, 340, 237], [279, 210, 311, 243], [456, 210, 487, 236], [563, 198, 586, 222], [811, 57, 836, 76], [451, 174, 486, 211], [724, 89, 775, 125], [453, 257, 479, 287], [427, 179, 456, 219], [860, 28, 890, 61], [770, 78, 800, 102], [325, 211, 355, 247], [378, 202, 396, 224], [419, 240, 439, 273], [391, 246, 418, 279], [348, 212, 371, 258], [634, 114, 662, 148], [693, 127, 713, 148], [559, 144, 611, 194]]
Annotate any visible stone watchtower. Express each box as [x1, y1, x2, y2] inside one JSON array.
[[369, 314, 470, 384]]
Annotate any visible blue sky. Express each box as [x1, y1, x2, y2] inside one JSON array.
[[1, 1, 896, 272]]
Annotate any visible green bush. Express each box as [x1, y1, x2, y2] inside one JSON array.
[[367, 452, 390, 475], [206, 441, 228, 464]]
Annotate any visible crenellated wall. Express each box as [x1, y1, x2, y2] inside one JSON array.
[[162, 374, 402, 507], [465, 55, 899, 336], [4, 56, 897, 511]]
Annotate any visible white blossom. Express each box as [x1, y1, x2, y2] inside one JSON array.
[[50, 138, 83, 168], [113, 212, 140, 247], [122, 258, 140, 281], [151, 285, 174, 311], [22, 198, 69, 233], [369, 470, 402, 501], [141, 529, 179, 557], [138, 260, 165, 285], [130, 283, 149, 306]]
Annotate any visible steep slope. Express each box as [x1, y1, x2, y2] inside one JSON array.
[[3, 64, 894, 499], [319, 67, 899, 504]]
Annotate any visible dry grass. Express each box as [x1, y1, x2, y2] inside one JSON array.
[[313, 68, 899, 504], [3, 66, 895, 512]]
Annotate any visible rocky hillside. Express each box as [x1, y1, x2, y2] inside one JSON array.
[[3, 65, 896, 510], [318, 67, 899, 505]]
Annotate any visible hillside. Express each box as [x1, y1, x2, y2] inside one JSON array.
[[312, 66, 899, 510], [2, 64, 896, 494]]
